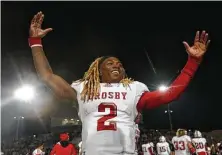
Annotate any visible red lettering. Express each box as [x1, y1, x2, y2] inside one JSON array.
[[121, 92, 127, 100], [115, 92, 120, 99], [108, 92, 113, 99], [94, 92, 127, 100], [102, 92, 107, 99]]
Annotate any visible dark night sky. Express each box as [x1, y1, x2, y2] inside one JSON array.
[[1, 1, 222, 134]]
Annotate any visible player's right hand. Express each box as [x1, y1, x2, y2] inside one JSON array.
[[29, 11, 53, 38]]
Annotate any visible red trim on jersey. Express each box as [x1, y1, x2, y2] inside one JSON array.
[[137, 56, 201, 112], [148, 147, 154, 155]]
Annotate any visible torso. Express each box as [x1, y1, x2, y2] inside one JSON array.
[[71, 81, 148, 155]]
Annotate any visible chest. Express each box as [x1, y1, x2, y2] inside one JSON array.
[[78, 84, 136, 115]]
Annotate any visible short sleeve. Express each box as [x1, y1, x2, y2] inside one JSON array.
[[71, 80, 82, 94], [133, 81, 149, 114]]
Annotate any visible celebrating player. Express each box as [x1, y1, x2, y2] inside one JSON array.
[[29, 11, 210, 155]]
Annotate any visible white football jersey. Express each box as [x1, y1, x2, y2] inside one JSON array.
[[192, 138, 207, 153], [156, 142, 171, 155], [71, 81, 148, 155], [32, 149, 45, 155], [172, 135, 191, 155], [142, 142, 154, 155]]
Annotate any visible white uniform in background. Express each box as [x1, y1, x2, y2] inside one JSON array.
[[156, 136, 171, 155], [172, 135, 191, 155], [192, 130, 207, 155], [142, 142, 154, 155], [32, 149, 45, 155]]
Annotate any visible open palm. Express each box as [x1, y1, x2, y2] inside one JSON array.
[[29, 11, 52, 38], [183, 31, 210, 58]]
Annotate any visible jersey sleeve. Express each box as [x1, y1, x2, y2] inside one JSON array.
[[71, 80, 82, 94], [134, 81, 149, 113]]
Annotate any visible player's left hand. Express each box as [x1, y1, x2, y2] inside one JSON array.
[[183, 30, 210, 58]]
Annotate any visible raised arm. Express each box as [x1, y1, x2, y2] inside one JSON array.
[[29, 12, 77, 103], [137, 30, 210, 112]]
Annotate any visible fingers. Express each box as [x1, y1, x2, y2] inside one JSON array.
[[43, 28, 53, 34], [200, 30, 206, 43], [31, 11, 44, 28], [35, 11, 43, 28], [194, 31, 200, 44], [206, 40, 211, 49], [195, 30, 210, 45], [183, 41, 190, 51], [203, 32, 209, 44], [39, 14, 44, 27]]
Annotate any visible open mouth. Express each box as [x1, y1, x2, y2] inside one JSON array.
[[111, 70, 120, 75]]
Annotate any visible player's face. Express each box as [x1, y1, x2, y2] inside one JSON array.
[[100, 57, 125, 83]]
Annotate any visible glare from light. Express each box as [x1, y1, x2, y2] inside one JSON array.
[[21, 116, 24, 119], [77, 120, 80, 122], [158, 85, 168, 92], [14, 85, 35, 101], [165, 111, 167, 113], [14, 117, 16, 119], [71, 118, 74, 121]]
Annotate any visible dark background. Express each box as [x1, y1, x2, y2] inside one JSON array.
[[1, 1, 222, 137]]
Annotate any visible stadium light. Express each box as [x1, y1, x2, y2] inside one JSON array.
[[158, 85, 168, 92], [14, 85, 35, 102]]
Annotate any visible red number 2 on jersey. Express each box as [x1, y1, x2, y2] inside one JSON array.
[[97, 102, 117, 131]]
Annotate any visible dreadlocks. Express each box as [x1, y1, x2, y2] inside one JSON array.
[[79, 57, 133, 101]]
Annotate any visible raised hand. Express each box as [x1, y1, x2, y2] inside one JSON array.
[[183, 31, 210, 58], [29, 11, 53, 38]]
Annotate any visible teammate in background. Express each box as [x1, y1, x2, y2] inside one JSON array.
[[156, 136, 171, 155], [142, 138, 154, 155], [29, 11, 210, 155], [135, 113, 142, 155], [172, 129, 196, 155], [32, 143, 45, 155], [192, 130, 208, 155]]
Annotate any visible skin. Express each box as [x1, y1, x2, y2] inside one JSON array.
[[99, 57, 125, 83], [29, 11, 210, 109]]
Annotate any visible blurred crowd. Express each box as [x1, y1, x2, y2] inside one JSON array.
[[1, 127, 222, 155]]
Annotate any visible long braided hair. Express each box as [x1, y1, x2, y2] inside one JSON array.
[[78, 56, 133, 101]]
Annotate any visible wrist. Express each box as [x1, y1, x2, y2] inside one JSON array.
[[181, 56, 200, 76], [188, 56, 203, 64], [28, 37, 42, 48]]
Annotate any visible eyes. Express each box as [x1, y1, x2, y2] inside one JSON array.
[[106, 61, 123, 67]]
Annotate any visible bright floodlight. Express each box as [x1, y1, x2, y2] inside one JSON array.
[[158, 85, 168, 92], [14, 85, 34, 101]]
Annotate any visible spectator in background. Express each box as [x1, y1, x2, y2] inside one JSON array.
[[50, 132, 77, 155]]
